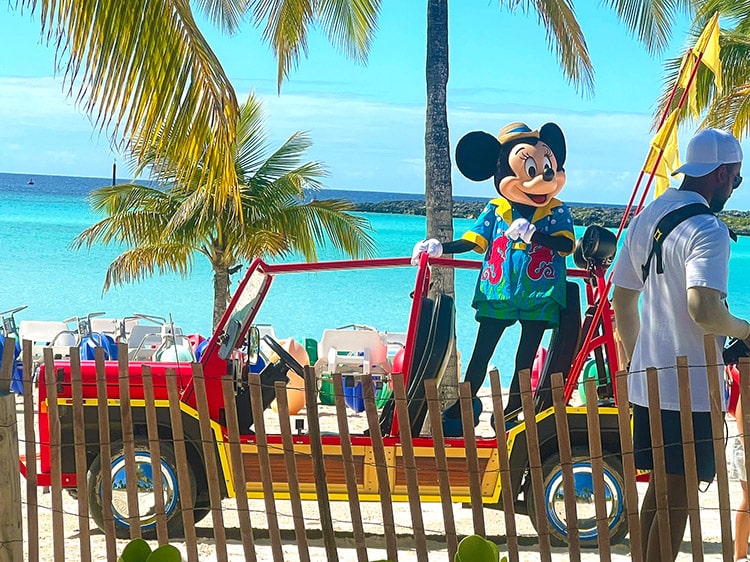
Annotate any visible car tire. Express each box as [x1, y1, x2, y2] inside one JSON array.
[[87, 439, 196, 539], [527, 447, 628, 547]]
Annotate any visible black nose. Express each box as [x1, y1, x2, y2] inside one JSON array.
[[543, 168, 555, 182]]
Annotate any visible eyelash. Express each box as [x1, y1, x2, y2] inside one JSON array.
[[518, 150, 552, 161]]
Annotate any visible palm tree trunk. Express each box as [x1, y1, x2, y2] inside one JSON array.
[[212, 266, 231, 331], [425, 0, 458, 400]]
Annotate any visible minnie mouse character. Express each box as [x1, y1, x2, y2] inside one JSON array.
[[412, 122, 575, 434]]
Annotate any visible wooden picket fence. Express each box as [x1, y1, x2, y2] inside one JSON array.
[[0, 334, 747, 561]]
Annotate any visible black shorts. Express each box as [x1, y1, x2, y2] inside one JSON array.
[[632, 404, 716, 483]]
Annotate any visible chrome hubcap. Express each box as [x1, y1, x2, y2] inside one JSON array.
[[108, 451, 179, 530], [543, 461, 623, 541]]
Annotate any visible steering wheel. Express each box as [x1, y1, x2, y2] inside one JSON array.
[[262, 335, 305, 378]]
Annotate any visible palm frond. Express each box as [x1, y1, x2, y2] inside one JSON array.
[[250, 0, 316, 87], [231, 228, 290, 259], [702, 85, 750, 138], [519, 0, 594, 95], [601, 0, 686, 55], [87, 183, 174, 216], [72, 206, 173, 248], [72, 184, 181, 249], [164, 185, 229, 236], [239, 165, 327, 227], [653, 54, 683, 127], [193, 0, 250, 34], [694, 0, 750, 26], [260, 199, 376, 261], [317, 0, 381, 62], [19, 0, 240, 207], [102, 243, 196, 292], [235, 94, 271, 178], [250, 0, 379, 89], [252, 131, 326, 187]]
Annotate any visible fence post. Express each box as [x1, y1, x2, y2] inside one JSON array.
[[488, 368, 519, 562], [0, 336, 22, 562], [361, 372, 398, 561], [703, 335, 734, 562]]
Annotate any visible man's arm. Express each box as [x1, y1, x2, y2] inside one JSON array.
[[687, 286, 750, 345], [612, 286, 641, 365]]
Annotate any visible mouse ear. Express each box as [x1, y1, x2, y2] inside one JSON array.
[[539, 123, 566, 170], [455, 131, 501, 182]]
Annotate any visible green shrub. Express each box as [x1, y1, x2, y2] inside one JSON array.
[[118, 539, 183, 562]]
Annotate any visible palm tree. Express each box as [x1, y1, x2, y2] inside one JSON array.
[[72, 94, 377, 329], [424, 0, 452, 299], [13, 1, 380, 215], [655, 3, 750, 137]]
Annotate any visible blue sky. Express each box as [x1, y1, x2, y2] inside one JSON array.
[[1, 4, 747, 208]]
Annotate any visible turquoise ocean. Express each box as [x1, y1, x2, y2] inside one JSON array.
[[3, 171, 750, 388]]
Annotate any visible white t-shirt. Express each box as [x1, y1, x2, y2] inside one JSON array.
[[611, 188, 730, 411]]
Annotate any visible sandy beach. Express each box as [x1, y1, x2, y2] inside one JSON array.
[[17, 389, 745, 561]]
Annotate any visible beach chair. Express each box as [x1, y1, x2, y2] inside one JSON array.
[[90, 317, 139, 343], [19, 320, 76, 360], [316, 327, 390, 375], [315, 326, 391, 412], [127, 325, 162, 361]]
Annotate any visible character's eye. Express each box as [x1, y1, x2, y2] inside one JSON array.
[[543, 154, 553, 173], [524, 157, 538, 178]]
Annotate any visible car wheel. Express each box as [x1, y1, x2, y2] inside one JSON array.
[[527, 447, 628, 547], [87, 439, 196, 539]]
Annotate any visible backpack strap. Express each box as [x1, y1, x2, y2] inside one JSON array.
[[641, 203, 714, 282]]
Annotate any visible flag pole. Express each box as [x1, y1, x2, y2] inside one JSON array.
[[614, 46, 705, 243], [628, 10, 721, 221], [632, 50, 705, 218], [564, 42, 712, 401]]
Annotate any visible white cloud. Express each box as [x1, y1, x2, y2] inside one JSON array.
[[2, 79, 749, 209], [249, 89, 659, 204]]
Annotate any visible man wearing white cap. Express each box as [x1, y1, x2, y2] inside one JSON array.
[[612, 127, 748, 561]]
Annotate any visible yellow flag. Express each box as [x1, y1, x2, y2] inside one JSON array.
[[643, 110, 681, 198], [677, 12, 722, 118], [693, 12, 722, 92], [655, 126, 681, 197]]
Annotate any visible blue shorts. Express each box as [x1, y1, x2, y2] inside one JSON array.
[[632, 404, 716, 483]]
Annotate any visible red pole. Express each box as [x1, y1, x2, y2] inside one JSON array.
[[615, 48, 705, 241], [567, 49, 709, 400]]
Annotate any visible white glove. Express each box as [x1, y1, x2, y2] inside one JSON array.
[[505, 218, 530, 241], [519, 222, 537, 244], [411, 238, 443, 265]]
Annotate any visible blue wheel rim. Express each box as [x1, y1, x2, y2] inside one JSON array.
[[543, 460, 624, 541], [105, 451, 179, 532]]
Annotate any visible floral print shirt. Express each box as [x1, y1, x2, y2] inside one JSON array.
[[461, 197, 575, 317]]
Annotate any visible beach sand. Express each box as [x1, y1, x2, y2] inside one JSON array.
[[17, 390, 744, 561]]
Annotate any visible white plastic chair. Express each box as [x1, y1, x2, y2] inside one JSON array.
[[317, 328, 390, 375], [19, 320, 76, 360], [127, 325, 161, 360]]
